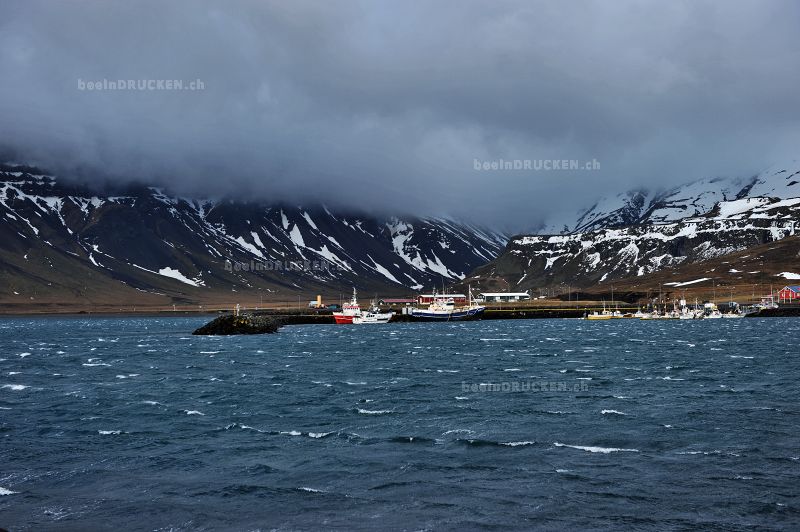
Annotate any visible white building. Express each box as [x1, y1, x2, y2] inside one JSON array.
[[479, 292, 531, 302]]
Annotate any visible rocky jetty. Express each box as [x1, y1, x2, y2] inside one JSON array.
[[192, 313, 283, 335]]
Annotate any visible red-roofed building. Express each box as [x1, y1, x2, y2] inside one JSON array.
[[778, 286, 800, 303]]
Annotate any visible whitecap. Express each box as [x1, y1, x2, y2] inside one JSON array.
[[239, 425, 265, 433], [184, 410, 205, 416], [2, 384, 28, 391], [281, 430, 302, 436], [18, 353, 31, 358], [308, 432, 331, 438], [442, 429, 474, 435], [357, 409, 393, 415], [7, 372, 20, 375], [298, 487, 323, 493], [200, 351, 220, 354], [345, 381, 366, 385], [454, 396, 468, 400], [677, 449, 739, 456], [501, 441, 536, 447], [0, 487, 17, 496], [554, 442, 639, 453], [98, 430, 122, 435], [601, 410, 627, 416]]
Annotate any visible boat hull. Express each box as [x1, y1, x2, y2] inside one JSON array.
[[333, 314, 354, 324], [353, 312, 394, 324], [410, 307, 485, 321]]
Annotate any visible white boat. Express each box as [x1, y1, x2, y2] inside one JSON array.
[[703, 302, 723, 319], [410, 288, 485, 321], [722, 312, 744, 319], [352, 306, 394, 324], [333, 289, 394, 324]]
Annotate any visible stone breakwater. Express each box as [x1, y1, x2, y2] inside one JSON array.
[[192, 313, 283, 335]]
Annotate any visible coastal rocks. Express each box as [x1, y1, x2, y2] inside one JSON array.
[[192, 314, 283, 335]]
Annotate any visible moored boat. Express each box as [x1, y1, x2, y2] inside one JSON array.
[[333, 289, 362, 324], [410, 290, 485, 321], [333, 289, 395, 324]]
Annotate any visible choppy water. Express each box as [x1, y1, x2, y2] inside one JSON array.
[[1, 316, 799, 530]]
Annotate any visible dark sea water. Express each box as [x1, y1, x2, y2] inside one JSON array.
[[1, 316, 799, 531]]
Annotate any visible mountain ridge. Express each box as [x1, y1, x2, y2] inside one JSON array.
[[464, 160, 800, 292], [0, 163, 508, 309]]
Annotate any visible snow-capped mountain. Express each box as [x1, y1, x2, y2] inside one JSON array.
[[541, 161, 799, 234], [468, 161, 800, 290], [0, 164, 508, 306]]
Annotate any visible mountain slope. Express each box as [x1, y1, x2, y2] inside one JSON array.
[[0, 164, 508, 309], [542, 161, 800, 234], [466, 160, 800, 291]]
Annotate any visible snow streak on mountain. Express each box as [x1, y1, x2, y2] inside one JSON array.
[[472, 161, 800, 290], [0, 164, 508, 305]]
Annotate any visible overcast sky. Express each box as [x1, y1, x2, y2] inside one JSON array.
[[1, 0, 799, 230]]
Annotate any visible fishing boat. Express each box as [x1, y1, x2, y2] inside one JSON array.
[[703, 303, 723, 319], [586, 301, 618, 320], [352, 303, 394, 324], [722, 310, 744, 319], [410, 289, 485, 321], [333, 289, 394, 324]]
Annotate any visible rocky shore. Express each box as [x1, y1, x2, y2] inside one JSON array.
[[192, 314, 283, 335]]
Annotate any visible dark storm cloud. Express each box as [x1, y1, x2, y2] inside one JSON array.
[[1, 0, 799, 229]]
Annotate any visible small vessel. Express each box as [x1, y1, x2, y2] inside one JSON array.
[[722, 310, 744, 319], [410, 289, 485, 321], [333, 289, 363, 324], [333, 289, 394, 324], [586, 301, 618, 320], [352, 302, 394, 324], [586, 311, 612, 320], [703, 303, 723, 319]]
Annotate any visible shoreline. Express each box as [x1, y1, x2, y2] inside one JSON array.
[[1, 306, 798, 321]]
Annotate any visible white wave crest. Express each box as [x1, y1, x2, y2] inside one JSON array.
[[554, 442, 639, 453]]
